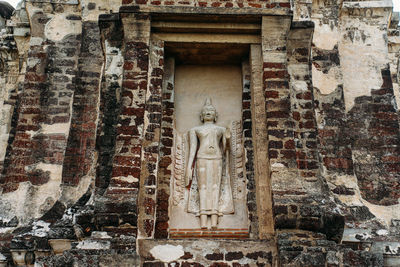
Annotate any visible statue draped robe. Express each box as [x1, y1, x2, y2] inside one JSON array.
[[186, 125, 234, 216]]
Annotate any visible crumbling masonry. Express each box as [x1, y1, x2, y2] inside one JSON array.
[[0, 0, 399, 266]]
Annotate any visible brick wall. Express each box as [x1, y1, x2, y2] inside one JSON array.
[[0, 0, 399, 266], [347, 67, 400, 206], [1, 14, 80, 192], [62, 21, 104, 187]]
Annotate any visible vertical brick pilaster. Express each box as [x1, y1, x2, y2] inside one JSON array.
[[95, 19, 124, 191], [287, 22, 319, 180], [87, 14, 151, 242], [154, 57, 174, 239], [106, 13, 150, 196], [0, 41, 47, 192], [137, 37, 164, 238], [313, 47, 353, 178], [93, 13, 151, 239], [262, 16, 293, 170], [62, 21, 104, 186], [242, 60, 257, 238], [261, 16, 294, 232], [250, 44, 274, 238]]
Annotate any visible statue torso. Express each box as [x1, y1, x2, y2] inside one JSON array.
[[193, 124, 225, 159]]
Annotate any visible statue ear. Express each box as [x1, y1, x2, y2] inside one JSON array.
[[214, 112, 218, 122], [200, 112, 204, 122]]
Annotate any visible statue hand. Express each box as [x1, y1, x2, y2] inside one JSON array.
[[185, 169, 193, 187], [185, 168, 192, 187], [225, 128, 231, 140]]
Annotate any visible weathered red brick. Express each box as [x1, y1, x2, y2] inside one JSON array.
[[284, 140, 295, 149], [264, 62, 285, 69], [278, 2, 291, 8], [263, 70, 287, 80], [265, 90, 279, 98], [112, 166, 141, 177]]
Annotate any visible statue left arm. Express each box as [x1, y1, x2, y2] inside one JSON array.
[[223, 128, 231, 177], [185, 129, 197, 187], [223, 127, 231, 152]]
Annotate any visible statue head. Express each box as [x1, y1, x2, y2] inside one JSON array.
[[200, 98, 218, 123]]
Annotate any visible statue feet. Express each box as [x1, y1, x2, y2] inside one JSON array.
[[200, 214, 219, 230], [211, 214, 218, 230], [200, 215, 207, 229]]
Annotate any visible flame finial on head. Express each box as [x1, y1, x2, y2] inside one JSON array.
[[203, 98, 215, 110]]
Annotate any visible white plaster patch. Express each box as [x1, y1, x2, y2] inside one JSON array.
[[393, 83, 400, 111], [342, 0, 392, 9], [27, 58, 40, 68], [91, 231, 112, 239], [113, 175, 138, 184], [62, 208, 74, 222], [0, 227, 15, 234], [76, 240, 110, 250], [0, 163, 63, 223], [238, 257, 253, 265], [45, 14, 81, 42], [376, 229, 389, 236], [342, 228, 372, 242], [28, 220, 50, 237], [370, 241, 400, 255], [105, 41, 123, 80], [0, 182, 30, 220], [271, 162, 286, 168], [80, 0, 121, 22], [60, 168, 94, 206], [385, 245, 399, 254], [25, 130, 38, 137], [150, 244, 185, 263], [312, 65, 341, 95], [0, 105, 12, 161], [29, 37, 44, 46], [364, 201, 400, 227], [292, 80, 308, 92], [312, 21, 339, 50], [333, 174, 358, 189], [41, 123, 70, 134], [35, 163, 62, 178], [34, 220, 50, 230], [339, 16, 389, 111], [263, 51, 286, 63]]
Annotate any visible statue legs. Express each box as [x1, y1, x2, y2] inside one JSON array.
[[197, 159, 222, 229]]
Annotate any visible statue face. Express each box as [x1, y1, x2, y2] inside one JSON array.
[[201, 106, 217, 122]]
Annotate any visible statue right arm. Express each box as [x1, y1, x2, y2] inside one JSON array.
[[185, 129, 197, 187]]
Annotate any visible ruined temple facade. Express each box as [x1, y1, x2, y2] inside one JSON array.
[[0, 0, 399, 266]]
